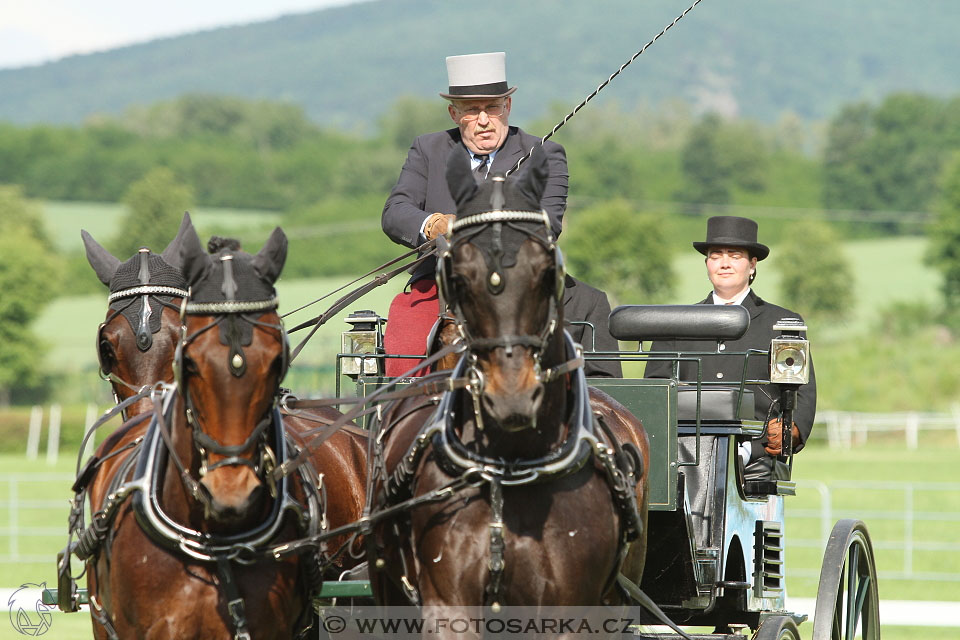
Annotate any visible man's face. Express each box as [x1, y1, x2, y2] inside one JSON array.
[[705, 246, 757, 298], [449, 97, 511, 155]]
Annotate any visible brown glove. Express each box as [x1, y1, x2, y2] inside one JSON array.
[[764, 418, 801, 455], [424, 213, 456, 240]]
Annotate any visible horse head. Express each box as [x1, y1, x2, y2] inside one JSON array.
[[176, 221, 289, 527], [440, 147, 568, 435], [83, 215, 191, 418]]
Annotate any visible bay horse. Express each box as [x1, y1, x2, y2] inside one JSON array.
[[366, 148, 650, 619], [68, 220, 365, 639]]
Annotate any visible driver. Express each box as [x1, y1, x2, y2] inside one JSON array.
[[381, 51, 621, 378]]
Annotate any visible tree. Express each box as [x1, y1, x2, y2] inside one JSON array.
[[377, 96, 455, 151], [775, 219, 854, 321], [0, 187, 60, 404], [113, 167, 194, 258], [926, 152, 960, 314], [822, 93, 960, 229], [677, 113, 768, 207], [561, 199, 675, 306], [679, 113, 730, 206]]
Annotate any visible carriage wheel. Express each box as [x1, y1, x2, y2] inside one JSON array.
[[752, 615, 801, 639], [812, 519, 880, 640]]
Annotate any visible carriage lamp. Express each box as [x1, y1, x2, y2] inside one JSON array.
[[770, 318, 810, 462], [341, 310, 385, 377], [769, 319, 810, 385]]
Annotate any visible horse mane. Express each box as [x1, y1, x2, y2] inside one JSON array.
[[207, 236, 242, 254]]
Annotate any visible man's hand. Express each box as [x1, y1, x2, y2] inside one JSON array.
[[424, 213, 456, 240], [764, 418, 801, 456]]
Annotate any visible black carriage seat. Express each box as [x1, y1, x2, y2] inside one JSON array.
[[609, 304, 750, 343]]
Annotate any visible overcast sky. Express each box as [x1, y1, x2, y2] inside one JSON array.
[[0, 0, 360, 70]]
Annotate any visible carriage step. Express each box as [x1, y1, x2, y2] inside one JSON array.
[[42, 580, 374, 607]]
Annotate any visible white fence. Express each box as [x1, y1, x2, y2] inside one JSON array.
[[815, 406, 960, 449], [789, 480, 960, 583], [21, 403, 99, 465], [0, 473, 74, 564]]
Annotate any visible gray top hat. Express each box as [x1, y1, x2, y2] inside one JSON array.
[[439, 52, 517, 100], [692, 216, 770, 261]]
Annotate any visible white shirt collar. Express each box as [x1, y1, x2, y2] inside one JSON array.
[[469, 148, 497, 171], [712, 287, 751, 306]]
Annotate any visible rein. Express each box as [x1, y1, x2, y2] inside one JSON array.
[[286, 240, 439, 363]]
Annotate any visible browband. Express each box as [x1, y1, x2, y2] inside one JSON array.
[[184, 297, 279, 315], [452, 210, 549, 233], [108, 285, 189, 304]]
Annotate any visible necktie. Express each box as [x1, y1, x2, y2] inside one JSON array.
[[475, 155, 489, 180]]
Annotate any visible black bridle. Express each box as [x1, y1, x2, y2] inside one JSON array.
[[173, 289, 289, 481], [96, 248, 188, 417], [437, 206, 566, 363]]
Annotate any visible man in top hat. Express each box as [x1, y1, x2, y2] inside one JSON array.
[[645, 216, 817, 484], [381, 51, 621, 378]]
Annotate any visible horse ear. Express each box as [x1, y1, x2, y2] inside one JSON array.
[[81, 230, 121, 287], [160, 212, 192, 268], [252, 227, 288, 284], [445, 147, 478, 210], [514, 145, 549, 205], [179, 217, 213, 286]]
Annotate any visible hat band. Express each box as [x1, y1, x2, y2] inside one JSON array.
[[446, 81, 509, 97]]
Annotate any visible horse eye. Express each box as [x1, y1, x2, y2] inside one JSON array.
[[98, 341, 116, 370], [182, 356, 200, 376]]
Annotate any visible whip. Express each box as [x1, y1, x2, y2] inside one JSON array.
[[507, 0, 706, 176]]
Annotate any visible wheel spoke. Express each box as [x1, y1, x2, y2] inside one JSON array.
[[855, 573, 871, 627], [845, 544, 860, 640]]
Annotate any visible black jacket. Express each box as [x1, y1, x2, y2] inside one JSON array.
[[563, 275, 622, 378], [382, 126, 568, 283]]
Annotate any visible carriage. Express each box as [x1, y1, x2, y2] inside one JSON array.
[[331, 302, 880, 639]]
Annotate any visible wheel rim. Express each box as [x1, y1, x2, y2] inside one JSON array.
[[813, 519, 880, 640]]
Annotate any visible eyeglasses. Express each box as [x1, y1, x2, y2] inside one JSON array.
[[456, 102, 507, 121]]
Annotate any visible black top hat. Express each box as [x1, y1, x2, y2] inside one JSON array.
[[692, 216, 769, 261]]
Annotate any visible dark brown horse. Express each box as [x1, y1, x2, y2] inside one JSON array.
[[367, 149, 649, 616], [71, 221, 365, 639]]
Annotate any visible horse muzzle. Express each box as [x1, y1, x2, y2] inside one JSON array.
[[199, 465, 266, 524], [481, 383, 544, 431]]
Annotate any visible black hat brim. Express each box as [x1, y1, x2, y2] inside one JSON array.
[[440, 86, 516, 100], [693, 240, 769, 261]]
